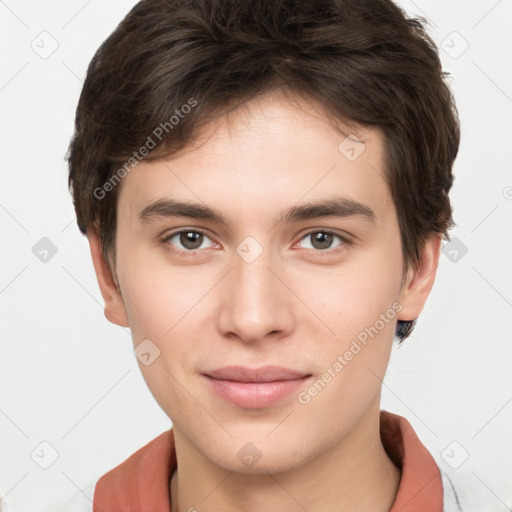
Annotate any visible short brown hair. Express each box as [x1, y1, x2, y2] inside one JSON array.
[[67, 0, 460, 341]]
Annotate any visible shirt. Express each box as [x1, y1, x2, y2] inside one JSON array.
[[91, 410, 440, 511]]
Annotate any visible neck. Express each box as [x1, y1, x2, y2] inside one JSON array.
[[170, 403, 400, 512]]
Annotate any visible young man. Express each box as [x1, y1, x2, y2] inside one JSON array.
[[64, 0, 488, 510]]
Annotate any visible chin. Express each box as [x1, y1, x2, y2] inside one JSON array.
[[203, 434, 310, 475]]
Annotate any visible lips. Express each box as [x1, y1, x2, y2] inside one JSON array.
[[202, 365, 313, 408], [204, 365, 310, 383]]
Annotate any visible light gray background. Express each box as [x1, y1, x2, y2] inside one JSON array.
[[1, 1, 511, 510]]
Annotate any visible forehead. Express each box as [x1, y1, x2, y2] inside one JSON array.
[[116, 91, 393, 224]]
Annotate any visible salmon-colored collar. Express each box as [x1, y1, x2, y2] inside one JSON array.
[[382, 412, 443, 512], [93, 410, 443, 512]]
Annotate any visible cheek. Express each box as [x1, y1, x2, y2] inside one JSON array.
[[117, 262, 202, 419], [116, 249, 216, 390], [315, 251, 403, 338], [299, 292, 399, 429], [116, 246, 201, 341], [303, 238, 403, 391]]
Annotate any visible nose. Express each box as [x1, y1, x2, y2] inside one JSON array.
[[216, 243, 295, 345]]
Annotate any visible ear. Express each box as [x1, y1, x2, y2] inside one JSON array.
[[398, 234, 442, 322], [87, 229, 129, 328]]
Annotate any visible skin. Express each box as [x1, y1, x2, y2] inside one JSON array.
[[88, 90, 441, 512]]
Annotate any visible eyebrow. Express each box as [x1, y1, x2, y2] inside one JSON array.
[[138, 196, 376, 225]]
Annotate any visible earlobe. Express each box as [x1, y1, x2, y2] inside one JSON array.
[[86, 229, 130, 328], [398, 234, 442, 322]]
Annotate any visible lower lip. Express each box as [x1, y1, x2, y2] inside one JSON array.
[[203, 375, 312, 408]]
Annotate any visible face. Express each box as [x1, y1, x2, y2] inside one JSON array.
[[90, 91, 439, 474]]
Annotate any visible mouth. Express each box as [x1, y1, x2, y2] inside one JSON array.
[[202, 365, 313, 408]]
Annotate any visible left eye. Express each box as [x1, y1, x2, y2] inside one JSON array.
[[165, 230, 215, 252], [297, 231, 346, 251]]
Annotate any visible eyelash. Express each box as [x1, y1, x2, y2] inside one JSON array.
[[160, 228, 352, 257]]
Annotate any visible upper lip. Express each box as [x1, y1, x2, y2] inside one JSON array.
[[203, 365, 311, 383]]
